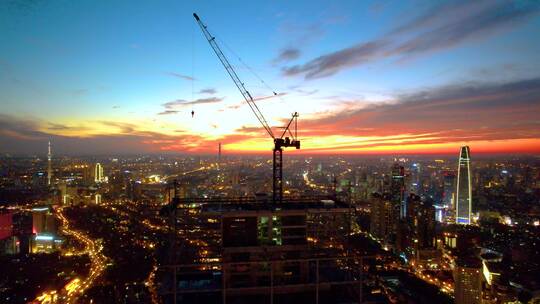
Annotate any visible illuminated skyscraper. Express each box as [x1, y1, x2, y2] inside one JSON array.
[[95, 163, 104, 183], [390, 163, 405, 217], [442, 171, 455, 208], [456, 146, 472, 225], [440, 171, 456, 222], [47, 141, 52, 186], [409, 163, 421, 194]]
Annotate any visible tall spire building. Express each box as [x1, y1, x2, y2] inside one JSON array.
[[456, 146, 472, 225], [47, 141, 52, 186]]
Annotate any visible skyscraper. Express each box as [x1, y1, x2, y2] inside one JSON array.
[[456, 146, 472, 225], [370, 193, 397, 247], [442, 171, 455, 209], [95, 163, 104, 183], [409, 163, 421, 194], [415, 199, 436, 249], [441, 171, 456, 222], [47, 141, 52, 186], [390, 163, 406, 217]]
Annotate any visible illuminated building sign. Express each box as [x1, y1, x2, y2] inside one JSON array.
[[35, 234, 54, 241]]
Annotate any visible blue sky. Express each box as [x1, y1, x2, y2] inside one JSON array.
[[1, 0, 540, 155]]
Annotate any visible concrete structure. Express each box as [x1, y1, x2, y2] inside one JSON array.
[[158, 195, 368, 304]]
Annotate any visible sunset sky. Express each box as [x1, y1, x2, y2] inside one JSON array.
[[1, 0, 540, 155]]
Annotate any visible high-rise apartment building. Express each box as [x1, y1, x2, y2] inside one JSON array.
[[454, 257, 482, 304], [370, 193, 398, 246], [415, 200, 436, 249]]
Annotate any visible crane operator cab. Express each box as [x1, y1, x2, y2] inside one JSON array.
[[274, 137, 301, 150]]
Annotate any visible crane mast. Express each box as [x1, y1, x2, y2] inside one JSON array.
[[193, 13, 300, 203]]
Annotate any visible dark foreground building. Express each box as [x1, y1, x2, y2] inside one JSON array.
[[156, 195, 369, 304]]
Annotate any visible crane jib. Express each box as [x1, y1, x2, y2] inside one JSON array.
[[193, 13, 300, 203]]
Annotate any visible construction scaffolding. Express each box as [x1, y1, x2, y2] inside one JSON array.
[[157, 195, 372, 304]]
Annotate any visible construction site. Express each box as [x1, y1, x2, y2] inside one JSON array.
[[154, 13, 371, 304], [156, 194, 371, 304]]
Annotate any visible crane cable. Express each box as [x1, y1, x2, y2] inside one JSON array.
[[216, 36, 287, 104], [198, 19, 288, 138], [191, 20, 195, 117]]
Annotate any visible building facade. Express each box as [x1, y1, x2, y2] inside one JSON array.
[[454, 257, 482, 304], [390, 163, 406, 218], [370, 193, 398, 247]]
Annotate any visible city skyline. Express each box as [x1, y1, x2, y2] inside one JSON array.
[[2, 1, 540, 155], [1, 143, 539, 303], [2, 2, 540, 303]]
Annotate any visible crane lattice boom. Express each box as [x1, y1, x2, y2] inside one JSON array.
[[193, 13, 274, 139], [193, 13, 300, 203]]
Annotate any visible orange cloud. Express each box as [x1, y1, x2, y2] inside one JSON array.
[[1, 77, 539, 155]]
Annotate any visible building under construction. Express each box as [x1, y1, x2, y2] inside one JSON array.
[[157, 194, 369, 304], [155, 13, 370, 304]]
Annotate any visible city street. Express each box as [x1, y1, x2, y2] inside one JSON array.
[[34, 207, 108, 304]]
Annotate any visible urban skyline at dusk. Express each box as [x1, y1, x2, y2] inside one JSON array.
[[2, 1, 540, 155], [1, 2, 540, 303]]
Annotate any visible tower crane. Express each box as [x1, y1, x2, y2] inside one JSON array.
[[193, 13, 300, 203]]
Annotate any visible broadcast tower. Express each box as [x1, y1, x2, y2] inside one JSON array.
[[47, 141, 52, 186]]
